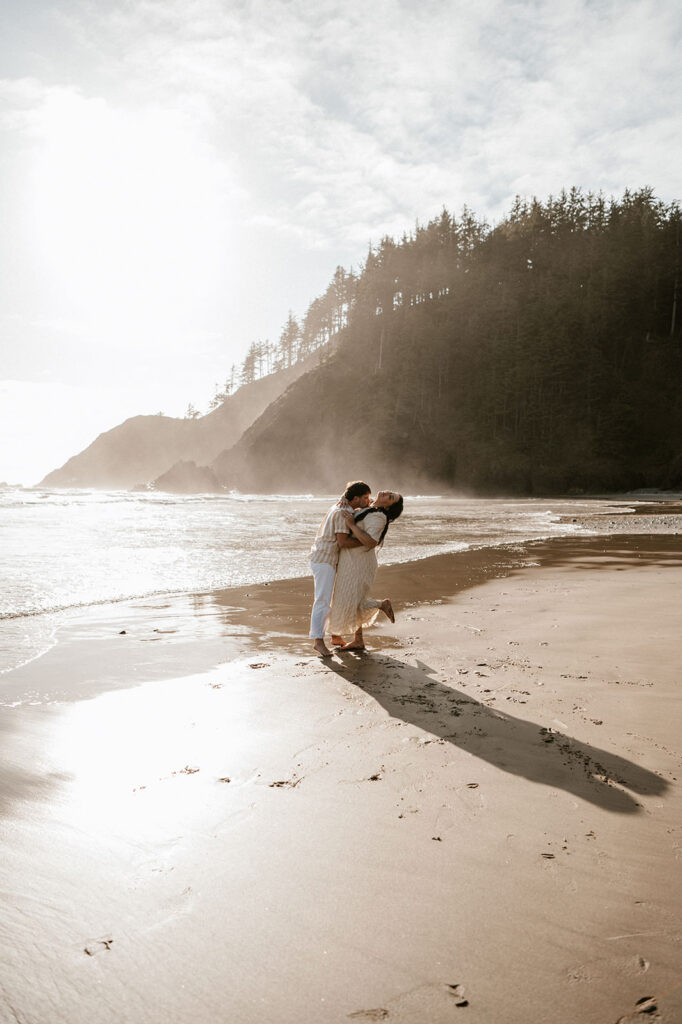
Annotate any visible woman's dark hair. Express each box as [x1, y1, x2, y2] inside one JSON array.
[[355, 495, 403, 545], [344, 480, 371, 502]]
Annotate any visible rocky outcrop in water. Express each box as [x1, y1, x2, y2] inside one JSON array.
[[139, 460, 222, 495]]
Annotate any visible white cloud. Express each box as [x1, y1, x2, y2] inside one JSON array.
[[87, 0, 681, 234]]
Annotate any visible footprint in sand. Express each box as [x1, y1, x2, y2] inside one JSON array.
[[347, 1011, 389, 1021], [447, 983, 469, 1007], [615, 996, 658, 1021], [84, 937, 113, 956]]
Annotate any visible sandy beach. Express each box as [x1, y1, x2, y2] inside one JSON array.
[[1, 512, 681, 1023]]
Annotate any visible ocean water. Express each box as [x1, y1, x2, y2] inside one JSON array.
[[0, 487, 619, 677]]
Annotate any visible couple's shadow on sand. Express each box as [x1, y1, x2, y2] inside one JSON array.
[[325, 651, 667, 814]]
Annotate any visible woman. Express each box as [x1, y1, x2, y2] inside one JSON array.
[[329, 490, 404, 651]]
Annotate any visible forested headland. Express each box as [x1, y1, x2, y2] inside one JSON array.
[[214, 187, 682, 495], [43, 187, 681, 495]]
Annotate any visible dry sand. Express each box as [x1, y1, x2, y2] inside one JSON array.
[[1, 519, 681, 1023]]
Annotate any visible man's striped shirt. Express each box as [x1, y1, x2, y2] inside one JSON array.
[[309, 498, 352, 567]]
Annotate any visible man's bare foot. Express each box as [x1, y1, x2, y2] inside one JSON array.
[[340, 641, 366, 651], [313, 639, 332, 658], [331, 634, 345, 647], [380, 599, 395, 623]]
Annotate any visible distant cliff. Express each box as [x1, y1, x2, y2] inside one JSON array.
[[40, 357, 316, 490]]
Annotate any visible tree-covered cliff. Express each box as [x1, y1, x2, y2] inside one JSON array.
[[214, 188, 682, 494]]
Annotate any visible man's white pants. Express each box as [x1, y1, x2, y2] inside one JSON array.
[[309, 561, 336, 638]]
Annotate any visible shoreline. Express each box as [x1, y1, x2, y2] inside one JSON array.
[[207, 530, 682, 649], [2, 491, 680, 655], [4, 531, 681, 707], [1, 518, 681, 1022]]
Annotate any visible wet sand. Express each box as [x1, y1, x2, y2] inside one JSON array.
[[1, 520, 681, 1023]]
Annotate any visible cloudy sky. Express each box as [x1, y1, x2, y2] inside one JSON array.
[[1, 0, 680, 483]]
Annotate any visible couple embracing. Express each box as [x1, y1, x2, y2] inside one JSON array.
[[309, 481, 404, 658]]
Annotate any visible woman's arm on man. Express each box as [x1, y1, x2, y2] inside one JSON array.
[[341, 511, 379, 549]]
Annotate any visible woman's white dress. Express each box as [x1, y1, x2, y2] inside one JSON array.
[[329, 511, 387, 635]]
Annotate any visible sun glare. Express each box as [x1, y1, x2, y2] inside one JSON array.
[[48, 671, 261, 843], [28, 90, 237, 346]]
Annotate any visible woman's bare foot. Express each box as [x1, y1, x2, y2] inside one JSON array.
[[331, 634, 345, 647], [313, 639, 332, 658], [380, 599, 395, 623], [341, 628, 365, 650]]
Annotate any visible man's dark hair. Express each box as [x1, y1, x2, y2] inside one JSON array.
[[344, 480, 371, 501]]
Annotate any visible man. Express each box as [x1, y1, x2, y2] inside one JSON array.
[[309, 481, 371, 657]]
